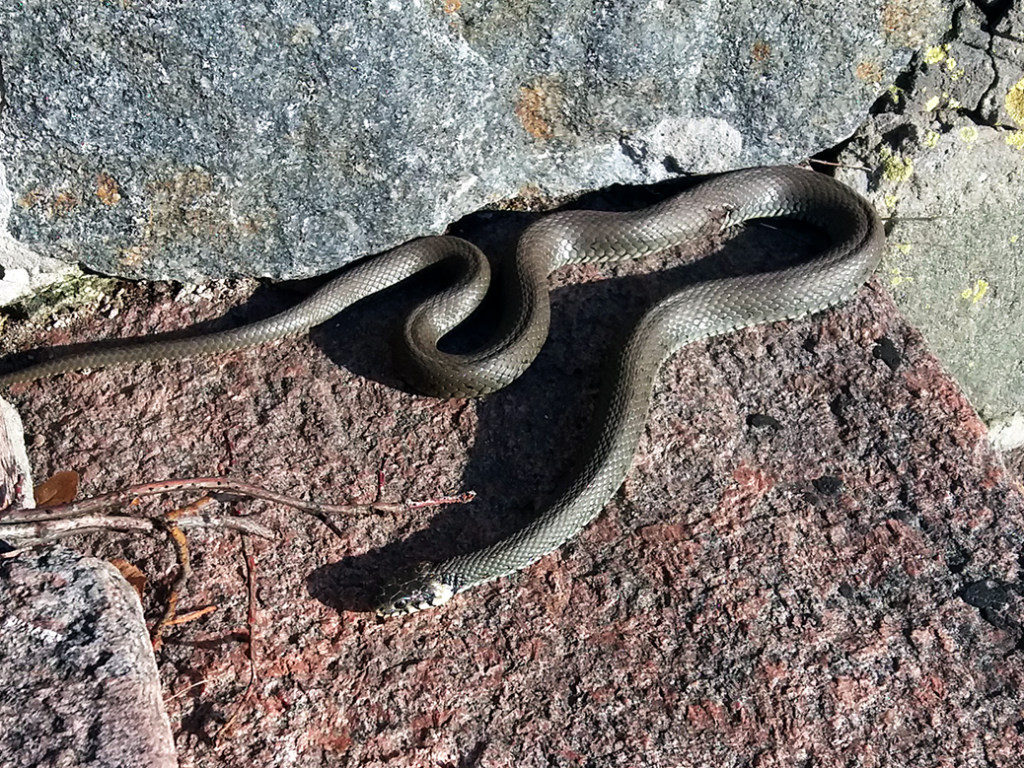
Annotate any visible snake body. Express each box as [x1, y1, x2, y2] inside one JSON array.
[[0, 166, 884, 617]]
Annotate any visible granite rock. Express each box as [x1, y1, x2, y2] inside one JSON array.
[[0, 204, 1020, 766], [0, 548, 177, 768], [0, 0, 937, 281], [836, 0, 1024, 445]]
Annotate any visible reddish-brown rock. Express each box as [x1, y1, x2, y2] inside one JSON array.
[[1, 236, 1021, 766]]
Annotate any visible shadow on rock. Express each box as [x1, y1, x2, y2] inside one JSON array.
[[305, 181, 829, 614]]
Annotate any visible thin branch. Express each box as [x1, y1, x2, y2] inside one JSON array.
[[216, 537, 259, 742], [807, 157, 871, 172], [2, 476, 476, 523], [151, 497, 203, 650], [0, 510, 276, 548]]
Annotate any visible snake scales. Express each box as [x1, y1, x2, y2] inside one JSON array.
[[0, 166, 883, 617]]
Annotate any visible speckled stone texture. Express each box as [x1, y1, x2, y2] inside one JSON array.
[[839, 0, 1024, 439], [0, 548, 177, 768], [0, 211, 1020, 765], [0, 0, 934, 280]]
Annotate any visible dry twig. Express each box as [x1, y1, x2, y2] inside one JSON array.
[[0, 509, 275, 550], [216, 537, 260, 742], [6, 475, 475, 523], [150, 496, 207, 649]]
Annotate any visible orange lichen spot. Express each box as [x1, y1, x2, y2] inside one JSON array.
[[145, 167, 221, 240], [855, 61, 883, 83], [51, 190, 80, 217], [442, 0, 461, 13], [96, 172, 122, 206], [880, 0, 930, 46], [515, 84, 556, 140], [880, 1, 910, 36], [119, 245, 147, 268], [17, 187, 43, 210], [751, 41, 771, 63]]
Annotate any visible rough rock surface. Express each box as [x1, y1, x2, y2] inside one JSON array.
[[0, 164, 75, 306], [838, 0, 1024, 441], [0, 202, 1021, 766], [0, 548, 177, 768], [0, 0, 936, 281], [0, 396, 33, 511]]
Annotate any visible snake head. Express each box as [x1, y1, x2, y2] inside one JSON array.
[[375, 564, 459, 617]]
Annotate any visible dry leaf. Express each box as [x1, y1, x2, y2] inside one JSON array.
[[110, 558, 147, 599], [33, 470, 80, 507]]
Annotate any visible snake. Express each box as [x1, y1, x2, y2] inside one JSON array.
[[0, 166, 884, 617]]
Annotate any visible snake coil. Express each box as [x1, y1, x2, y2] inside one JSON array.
[[0, 166, 883, 617]]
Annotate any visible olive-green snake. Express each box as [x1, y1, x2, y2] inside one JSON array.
[[0, 166, 883, 617]]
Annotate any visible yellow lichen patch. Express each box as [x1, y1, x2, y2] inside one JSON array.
[[882, 154, 913, 183], [884, 193, 900, 209], [894, 243, 913, 255], [923, 130, 939, 148], [923, 45, 947, 65], [924, 95, 941, 111], [890, 266, 913, 287], [960, 279, 989, 304], [96, 172, 122, 206], [958, 125, 978, 145], [855, 61, 883, 83], [1007, 132, 1024, 150], [1007, 77, 1024, 125], [1010, 234, 1019, 245]]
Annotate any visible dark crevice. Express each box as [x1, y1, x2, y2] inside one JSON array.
[[869, 65, 919, 117], [872, 336, 902, 371], [618, 134, 649, 170], [964, 0, 1010, 126], [873, 2, 1006, 129], [972, 0, 1013, 30], [879, 122, 918, 149]]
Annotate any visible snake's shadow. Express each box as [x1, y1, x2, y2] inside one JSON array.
[[303, 176, 829, 615], [0, 281, 318, 375]]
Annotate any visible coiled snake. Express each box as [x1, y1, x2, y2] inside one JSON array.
[[0, 166, 883, 617]]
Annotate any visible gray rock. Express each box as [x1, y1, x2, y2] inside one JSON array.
[[0, 0, 939, 281], [978, 1, 1024, 125], [838, 0, 1024, 441], [0, 548, 177, 768], [0, 162, 77, 307], [0, 397, 33, 512]]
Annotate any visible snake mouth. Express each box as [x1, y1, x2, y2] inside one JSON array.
[[375, 570, 458, 617]]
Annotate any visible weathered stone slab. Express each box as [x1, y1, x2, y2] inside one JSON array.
[[0, 0, 939, 281], [839, 1, 1024, 438], [0, 549, 177, 768]]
